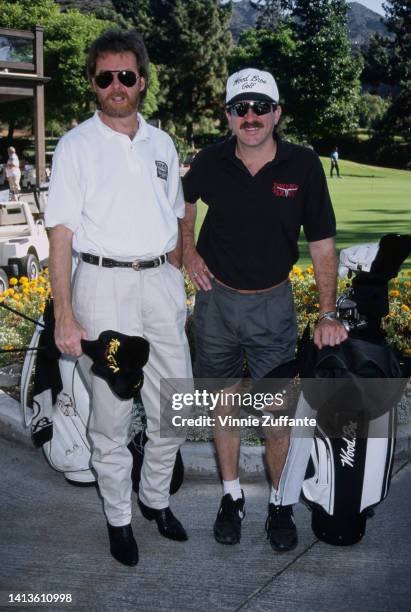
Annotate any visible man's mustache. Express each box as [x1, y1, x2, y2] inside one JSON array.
[[240, 121, 263, 129]]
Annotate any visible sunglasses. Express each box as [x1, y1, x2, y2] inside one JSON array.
[[226, 101, 276, 117], [94, 70, 139, 89]]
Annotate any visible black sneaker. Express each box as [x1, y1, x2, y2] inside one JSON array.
[[214, 491, 245, 545], [265, 504, 298, 552]]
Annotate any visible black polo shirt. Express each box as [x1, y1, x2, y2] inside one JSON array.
[[182, 136, 336, 290]]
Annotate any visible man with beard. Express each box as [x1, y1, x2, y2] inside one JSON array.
[[45, 29, 192, 567], [181, 68, 347, 552]]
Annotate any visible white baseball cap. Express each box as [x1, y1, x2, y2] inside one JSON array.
[[226, 68, 279, 106]]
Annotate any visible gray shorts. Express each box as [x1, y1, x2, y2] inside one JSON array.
[[194, 279, 297, 380]]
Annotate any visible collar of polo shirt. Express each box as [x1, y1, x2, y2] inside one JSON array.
[[93, 110, 150, 143]]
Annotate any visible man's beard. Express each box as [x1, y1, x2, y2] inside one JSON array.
[[98, 90, 140, 118]]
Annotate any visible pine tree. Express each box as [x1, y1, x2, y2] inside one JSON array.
[[230, 0, 362, 140], [384, 0, 411, 85], [111, 0, 154, 40], [362, 0, 410, 138], [286, 0, 363, 140], [381, 0, 411, 138], [249, 0, 287, 31], [148, 0, 233, 142]]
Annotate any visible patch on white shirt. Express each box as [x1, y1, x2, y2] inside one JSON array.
[[155, 160, 168, 180]]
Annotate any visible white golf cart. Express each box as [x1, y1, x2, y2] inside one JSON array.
[[0, 198, 48, 280]]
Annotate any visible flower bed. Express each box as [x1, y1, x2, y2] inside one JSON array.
[[0, 272, 50, 368], [1, 267, 410, 369]]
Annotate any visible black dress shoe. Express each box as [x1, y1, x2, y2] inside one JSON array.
[[214, 491, 245, 545], [265, 504, 298, 552], [138, 499, 188, 541], [107, 523, 139, 566]]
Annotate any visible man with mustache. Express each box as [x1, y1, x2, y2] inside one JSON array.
[[45, 29, 192, 566], [181, 68, 347, 552]]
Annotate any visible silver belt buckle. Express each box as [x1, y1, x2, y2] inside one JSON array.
[[132, 259, 141, 271]]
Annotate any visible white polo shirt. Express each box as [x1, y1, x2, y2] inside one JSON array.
[[6, 153, 21, 178], [46, 112, 184, 259]]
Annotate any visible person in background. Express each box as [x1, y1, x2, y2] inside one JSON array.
[[6, 146, 21, 200], [330, 146, 341, 178]]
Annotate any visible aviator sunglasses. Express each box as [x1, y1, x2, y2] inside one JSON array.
[[94, 70, 139, 89], [226, 100, 277, 117]]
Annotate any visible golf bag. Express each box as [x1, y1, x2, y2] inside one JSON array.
[[301, 233, 411, 545], [20, 316, 96, 485], [20, 302, 184, 491]]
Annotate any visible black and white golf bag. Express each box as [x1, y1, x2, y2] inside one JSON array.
[[301, 233, 411, 545], [302, 401, 397, 545], [20, 316, 96, 485], [270, 234, 410, 545], [20, 300, 184, 491]]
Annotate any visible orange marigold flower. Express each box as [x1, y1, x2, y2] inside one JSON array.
[[389, 290, 400, 298]]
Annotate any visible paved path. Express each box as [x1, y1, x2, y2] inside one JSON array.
[[0, 437, 410, 612]]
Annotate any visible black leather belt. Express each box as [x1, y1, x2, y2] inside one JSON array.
[[80, 252, 167, 270]]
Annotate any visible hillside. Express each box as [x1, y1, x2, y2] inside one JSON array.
[[347, 2, 390, 47], [56, 1, 389, 48], [230, 0, 388, 46]]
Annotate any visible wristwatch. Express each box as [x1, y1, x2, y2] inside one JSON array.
[[318, 310, 337, 322]]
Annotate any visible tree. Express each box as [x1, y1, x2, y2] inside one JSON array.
[[384, 0, 411, 86], [249, 0, 287, 30], [361, 34, 392, 88], [44, 11, 113, 124], [358, 92, 390, 129], [111, 0, 154, 39], [363, 0, 411, 139], [286, 0, 363, 140], [384, 0, 411, 142], [229, 1, 362, 140], [153, 0, 233, 142]]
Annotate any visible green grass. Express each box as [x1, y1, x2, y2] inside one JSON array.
[[194, 157, 411, 272]]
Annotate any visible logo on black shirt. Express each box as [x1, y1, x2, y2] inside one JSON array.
[[272, 183, 299, 198], [155, 160, 168, 180]]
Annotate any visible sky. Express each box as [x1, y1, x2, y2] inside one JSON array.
[[355, 0, 385, 16]]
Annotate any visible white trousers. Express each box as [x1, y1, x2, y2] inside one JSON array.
[[73, 260, 192, 526]]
